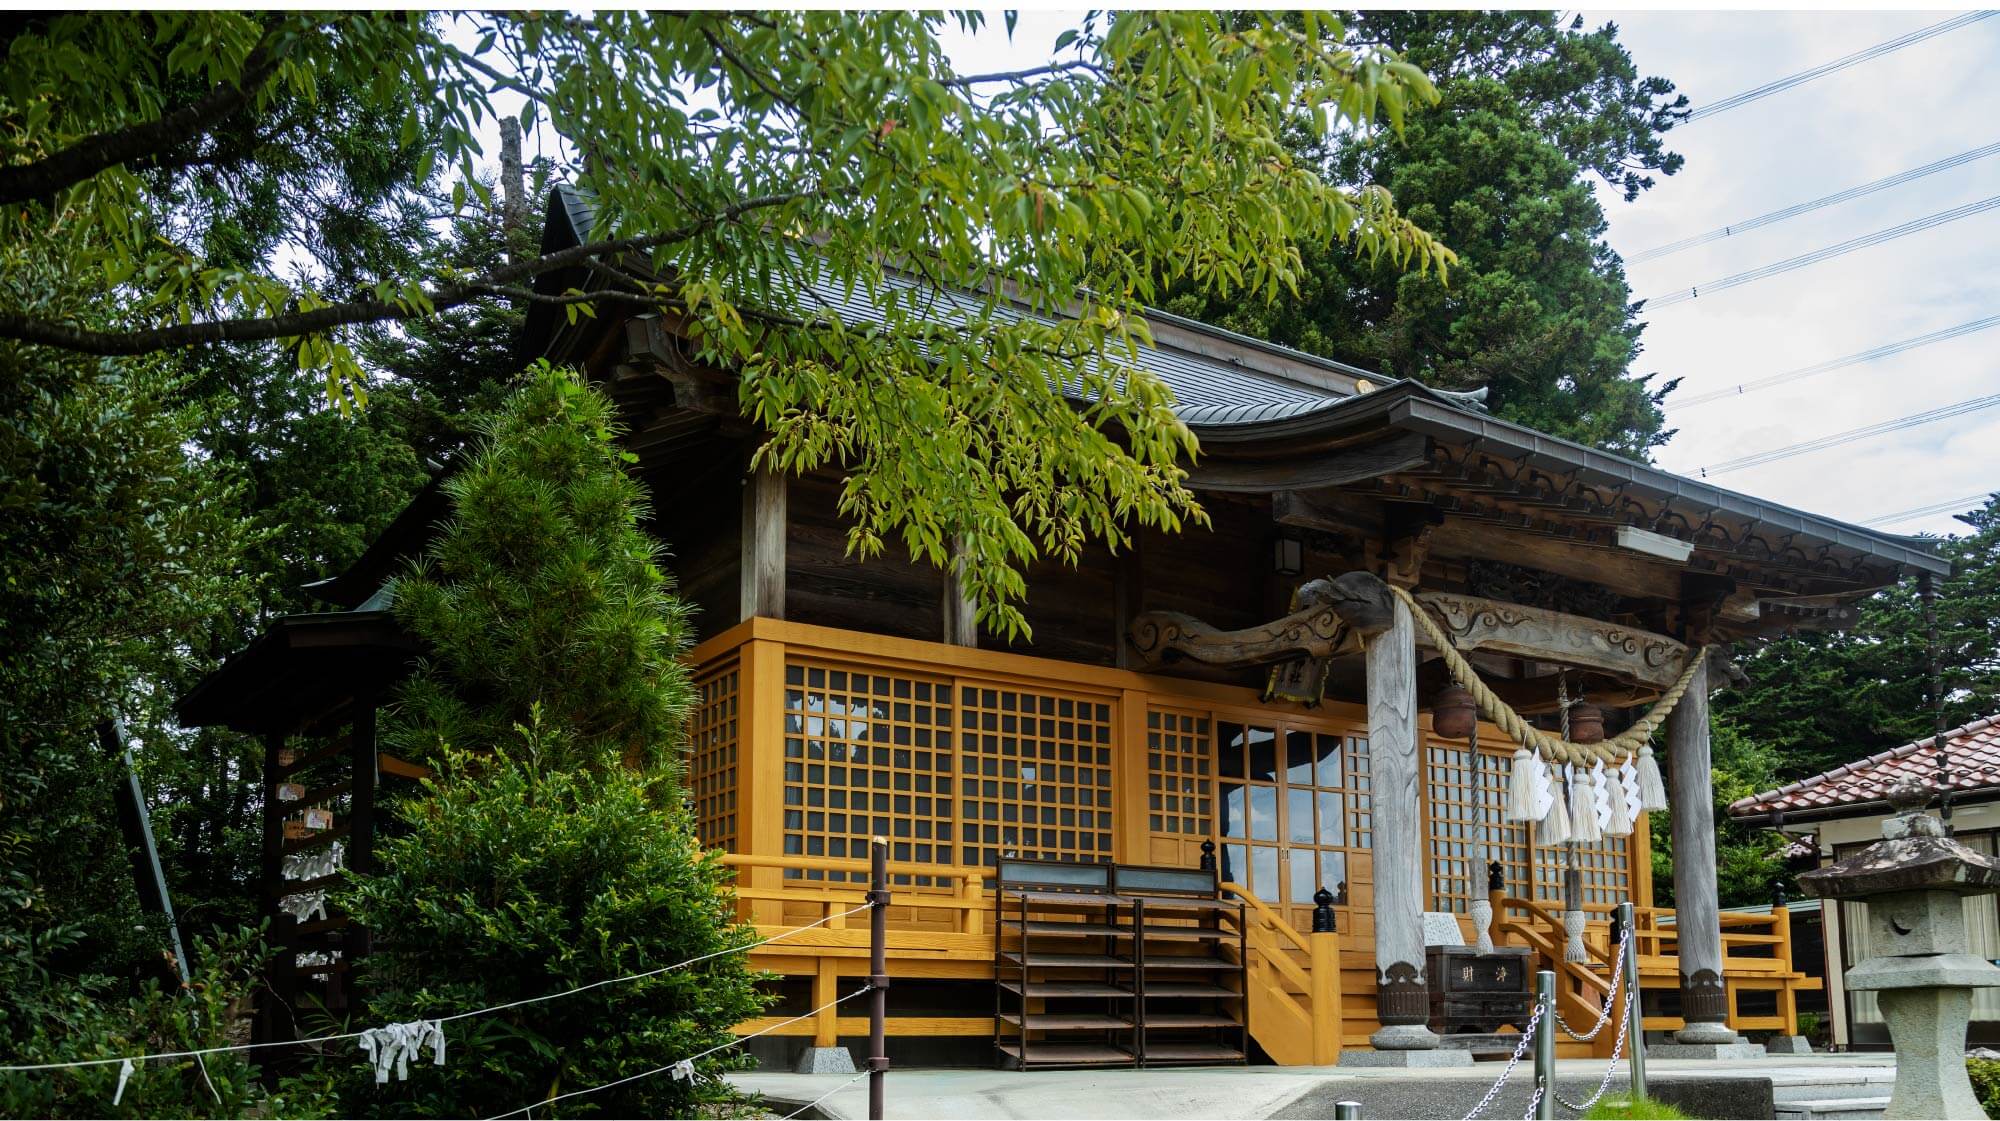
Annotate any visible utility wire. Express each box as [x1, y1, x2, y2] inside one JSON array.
[[1645, 195, 2000, 309], [1672, 314, 2000, 409], [1630, 141, 2000, 263], [1858, 492, 1995, 527], [1684, 12, 1996, 123], [1697, 392, 2000, 476]]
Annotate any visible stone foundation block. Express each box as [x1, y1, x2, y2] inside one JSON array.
[[793, 1046, 858, 1074], [1646, 1040, 1766, 1060], [1337, 1048, 1475, 1067]]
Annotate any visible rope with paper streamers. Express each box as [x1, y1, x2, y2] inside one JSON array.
[[1385, 584, 1686, 823]]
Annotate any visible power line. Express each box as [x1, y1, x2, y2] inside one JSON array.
[[1671, 314, 2000, 409], [1645, 195, 2000, 309], [1630, 141, 2000, 263], [1858, 491, 1996, 528], [1684, 12, 1997, 123], [1696, 391, 2000, 476]]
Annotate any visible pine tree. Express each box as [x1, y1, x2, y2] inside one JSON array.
[[385, 361, 696, 774], [341, 364, 762, 1116]]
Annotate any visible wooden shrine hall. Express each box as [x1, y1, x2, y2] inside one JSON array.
[[178, 186, 1950, 1069]]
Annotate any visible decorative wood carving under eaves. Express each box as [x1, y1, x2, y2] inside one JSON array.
[[1129, 581, 1690, 692], [1413, 592, 1689, 691]]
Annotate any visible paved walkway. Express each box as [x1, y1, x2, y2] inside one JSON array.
[[731, 1054, 1897, 1120]]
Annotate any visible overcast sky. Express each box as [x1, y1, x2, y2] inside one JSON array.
[[937, 11, 2000, 539]]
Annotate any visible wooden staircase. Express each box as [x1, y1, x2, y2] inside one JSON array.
[[1222, 881, 1343, 1065]]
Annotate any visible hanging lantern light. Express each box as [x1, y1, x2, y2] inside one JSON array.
[[1431, 682, 1477, 739]]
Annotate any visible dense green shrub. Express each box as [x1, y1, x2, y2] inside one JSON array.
[[0, 917, 328, 1119], [336, 735, 766, 1118], [1968, 1056, 2000, 1117]]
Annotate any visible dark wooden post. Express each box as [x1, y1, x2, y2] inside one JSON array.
[[347, 699, 379, 971], [868, 836, 889, 1121]]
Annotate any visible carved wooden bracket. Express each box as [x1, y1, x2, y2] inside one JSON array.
[[1128, 596, 1357, 669], [1412, 591, 1689, 692]]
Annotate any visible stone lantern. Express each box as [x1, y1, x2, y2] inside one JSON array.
[[1799, 782, 2000, 1120]]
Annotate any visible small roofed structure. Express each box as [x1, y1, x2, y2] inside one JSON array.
[[1730, 717, 2000, 1051]]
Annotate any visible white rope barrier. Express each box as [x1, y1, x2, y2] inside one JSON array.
[[0, 900, 875, 1097], [484, 985, 875, 1120]]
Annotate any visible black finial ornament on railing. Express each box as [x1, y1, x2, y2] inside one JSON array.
[[1312, 886, 1337, 933], [1771, 878, 1788, 910], [1199, 838, 1216, 873], [1921, 571, 1953, 824], [1487, 860, 1504, 893]]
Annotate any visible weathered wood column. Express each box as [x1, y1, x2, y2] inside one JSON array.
[[1667, 656, 1735, 1043], [943, 537, 978, 647], [740, 465, 786, 620], [1363, 589, 1440, 1052]]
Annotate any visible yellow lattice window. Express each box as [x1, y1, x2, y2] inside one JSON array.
[[781, 661, 955, 884], [1424, 738, 1531, 913], [1147, 708, 1212, 836], [1345, 735, 1373, 851], [690, 664, 740, 851], [957, 684, 1115, 869], [1572, 832, 1631, 907]]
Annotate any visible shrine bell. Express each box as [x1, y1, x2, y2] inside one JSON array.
[[1431, 683, 1477, 739]]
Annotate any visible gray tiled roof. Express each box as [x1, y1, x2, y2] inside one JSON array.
[[548, 185, 1351, 424]]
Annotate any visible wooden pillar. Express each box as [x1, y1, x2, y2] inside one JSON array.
[[741, 466, 786, 620], [1311, 930, 1344, 1064], [1667, 657, 1733, 1042], [738, 635, 787, 923], [1773, 902, 1799, 1037], [1366, 593, 1439, 1050], [943, 537, 978, 647], [1116, 688, 1150, 866]]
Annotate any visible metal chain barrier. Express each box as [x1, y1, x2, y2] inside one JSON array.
[[1551, 926, 1631, 1042], [1462, 994, 1546, 1121], [1552, 961, 1636, 1115]]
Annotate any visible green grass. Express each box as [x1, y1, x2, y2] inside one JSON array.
[[1580, 1096, 1693, 1120]]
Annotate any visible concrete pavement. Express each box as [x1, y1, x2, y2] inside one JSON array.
[[731, 1054, 1898, 1120]]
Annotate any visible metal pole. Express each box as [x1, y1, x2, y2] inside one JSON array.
[[868, 836, 889, 1121], [1535, 969, 1556, 1121], [1619, 901, 1647, 1102], [1334, 1101, 1363, 1120]]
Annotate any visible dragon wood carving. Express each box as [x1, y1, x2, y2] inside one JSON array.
[[1127, 578, 1361, 669]]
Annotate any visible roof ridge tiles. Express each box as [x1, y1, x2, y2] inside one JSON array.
[[1730, 711, 2000, 819]]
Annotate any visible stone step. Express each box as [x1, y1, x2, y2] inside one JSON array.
[[1772, 1094, 1890, 1120]]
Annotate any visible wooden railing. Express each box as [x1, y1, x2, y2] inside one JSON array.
[[1222, 881, 1343, 1065], [1498, 898, 1820, 1039], [720, 853, 994, 1046], [1495, 894, 1624, 1056]]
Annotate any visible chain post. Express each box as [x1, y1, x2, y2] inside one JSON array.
[[868, 836, 889, 1121], [1534, 969, 1556, 1121], [1620, 901, 1647, 1102], [1334, 1102, 1363, 1120]]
